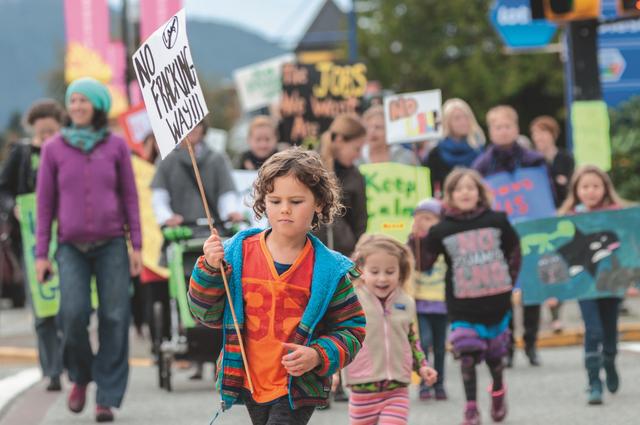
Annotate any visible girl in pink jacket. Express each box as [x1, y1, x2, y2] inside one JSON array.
[[343, 234, 437, 425]]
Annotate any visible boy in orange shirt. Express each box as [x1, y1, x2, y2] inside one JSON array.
[[188, 148, 366, 424]]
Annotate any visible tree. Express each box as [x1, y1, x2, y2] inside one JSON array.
[[356, 0, 566, 134], [609, 96, 640, 201]]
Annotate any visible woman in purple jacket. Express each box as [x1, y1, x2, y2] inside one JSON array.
[[35, 78, 142, 423]]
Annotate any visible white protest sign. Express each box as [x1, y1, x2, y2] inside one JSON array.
[[383, 89, 442, 144], [132, 9, 209, 159], [233, 54, 295, 113]]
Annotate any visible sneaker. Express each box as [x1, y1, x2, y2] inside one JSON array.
[[95, 405, 114, 422], [46, 376, 62, 392], [333, 384, 349, 402], [67, 384, 87, 413], [419, 385, 433, 401], [462, 401, 481, 425], [525, 348, 541, 367], [435, 386, 448, 401], [490, 386, 507, 422]]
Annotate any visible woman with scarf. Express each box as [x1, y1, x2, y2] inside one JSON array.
[[423, 98, 485, 199], [35, 78, 142, 423]]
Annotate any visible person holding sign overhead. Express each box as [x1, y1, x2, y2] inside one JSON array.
[[359, 105, 420, 165], [35, 78, 142, 423], [472, 105, 554, 368], [423, 98, 485, 199], [0, 99, 66, 392]]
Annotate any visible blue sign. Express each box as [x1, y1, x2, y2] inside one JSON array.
[[598, 18, 640, 107], [515, 207, 640, 305], [489, 0, 558, 49], [484, 166, 556, 224]]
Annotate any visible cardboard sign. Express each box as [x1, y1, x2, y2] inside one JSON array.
[[279, 61, 367, 148], [383, 90, 443, 144], [118, 103, 152, 156], [515, 207, 640, 305], [233, 54, 295, 112], [16, 194, 98, 318], [484, 166, 555, 223], [359, 163, 431, 242], [132, 9, 209, 159]]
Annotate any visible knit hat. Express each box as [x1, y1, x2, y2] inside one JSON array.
[[65, 78, 112, 113], [413, 198, 442, 216]]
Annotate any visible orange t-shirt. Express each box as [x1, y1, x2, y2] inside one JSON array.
[[241, 231, 314, 403]]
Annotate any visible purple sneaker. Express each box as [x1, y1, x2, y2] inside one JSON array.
[[462, 401, 481, 425], [435, 386, 448, 400], [419, 385, 433, 400]]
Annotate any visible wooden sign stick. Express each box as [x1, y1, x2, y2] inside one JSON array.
[[184, 133, 255, 394]]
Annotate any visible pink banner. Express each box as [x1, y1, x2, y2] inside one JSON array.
[[139, 0, 183, 42], [64, 0, 110, 58]]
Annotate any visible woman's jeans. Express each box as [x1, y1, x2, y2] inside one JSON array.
[[578, 297, 621, 356], [56, 237, 130, 408], [417, 313, 448, 388]]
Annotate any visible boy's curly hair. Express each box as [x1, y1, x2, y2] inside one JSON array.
[[252, 147, 344, 229]]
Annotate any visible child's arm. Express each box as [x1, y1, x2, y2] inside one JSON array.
[[408, 322, 428, 372], [407, 230, 442, 272], [187, 233, 231, 328], [500, 216, 522, 284], [309, 269, 366, 377]]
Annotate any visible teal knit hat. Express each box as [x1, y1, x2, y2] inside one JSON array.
[[65, 77, 112, 113]]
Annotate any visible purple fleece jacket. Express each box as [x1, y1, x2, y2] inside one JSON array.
[[35, 133, 141, 258]]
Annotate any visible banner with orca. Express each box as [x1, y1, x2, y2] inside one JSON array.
[[514, 207, 640, 305]]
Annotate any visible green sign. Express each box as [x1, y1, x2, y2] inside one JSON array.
[[16, 194, 98, 318], [359, 163, 431, 242], [571, 100, 611, 171]]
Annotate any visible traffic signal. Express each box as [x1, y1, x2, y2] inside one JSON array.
[[542, 0, 601, 21], [619, 0, 640, 16]]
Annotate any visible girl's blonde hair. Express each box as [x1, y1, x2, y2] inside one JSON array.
[[352, 234, 415, 291], [362, 105, 384, 122], [442, 98, 486, 148], [248, 115, 276, 138], [557, 165, 624, 215], [252, 147, 343, 229], [443, 167, 493, 210], [319, 114, 366, 172]]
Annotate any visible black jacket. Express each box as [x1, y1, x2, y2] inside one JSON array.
[[0, 141, 39, 209]]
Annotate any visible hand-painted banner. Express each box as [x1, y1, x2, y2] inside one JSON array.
[[131, 156, 169, 279], [484, 166, 555, 223], [132, 9, 209, 159], [359, 163, 431, 242], [16, 194, 98, 318], [515, 207, 640, 305], [414, 256, 446, 302], [279, 61, 367, 148], [140, 0, 183, 41], [383, 90, 442, 144], [571, 100, 611, 171], [233, 54, 295, 112]]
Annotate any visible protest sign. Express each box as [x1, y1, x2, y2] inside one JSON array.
[[132, 9, 209, 159], [279, 61, 367, 148], [16, 195, 98, 318], [571, 100, 611, 171], [414, 257, 446, 302], [383, 90, 442, 144], [515, 207, 640, 305], [359, 163, 431, 242], [233, 54, 295, 112], [119, 103, 152, 156], [484, 166, 555, 223]]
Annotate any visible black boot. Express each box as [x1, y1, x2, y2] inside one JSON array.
[[525, 347, 541, 366], [586, 354, 603, 405], [603, 353, 619, 393]]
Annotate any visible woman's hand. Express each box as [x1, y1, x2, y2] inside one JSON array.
[[129, 250, 142, 277], [203, 232, 225, 267], [545, 297, 559, 308], [164, 214, 184, 227], [35, 259, 54, 284], [512, 289, 522, 306], [626, 286, 639, 297], [281, 343, 321, 377], [419, 366, 438, 387]]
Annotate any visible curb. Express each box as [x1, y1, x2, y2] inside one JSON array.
[[0, 347, 152, 367]]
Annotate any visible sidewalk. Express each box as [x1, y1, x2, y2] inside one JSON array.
[[1, 297, 640, 364]]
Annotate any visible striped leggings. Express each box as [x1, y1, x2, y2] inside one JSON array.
[[349, 387, 410, 425]]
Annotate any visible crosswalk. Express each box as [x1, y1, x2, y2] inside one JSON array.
[[0, 368, 41, 412]]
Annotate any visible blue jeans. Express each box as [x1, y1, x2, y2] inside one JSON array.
[[56, 237, 131, 408], [417, 313, 448, 388], [35, 315, 63, 378], [578, 298, 621, 357]]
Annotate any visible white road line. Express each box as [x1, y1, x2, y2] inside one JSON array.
[[620, 342, 640, 353], [0, 368, 42, 412]]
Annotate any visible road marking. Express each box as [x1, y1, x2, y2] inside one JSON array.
[[0, 368, 42, 412], [620, 342, 640, 353]]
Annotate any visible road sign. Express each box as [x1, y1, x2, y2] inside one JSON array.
[[489, 0, 558, 49]]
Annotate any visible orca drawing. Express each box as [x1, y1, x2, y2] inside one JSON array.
[[556, 229, 620, 277]]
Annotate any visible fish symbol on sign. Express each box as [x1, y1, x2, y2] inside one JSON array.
[[162, 16, 179, 49]]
